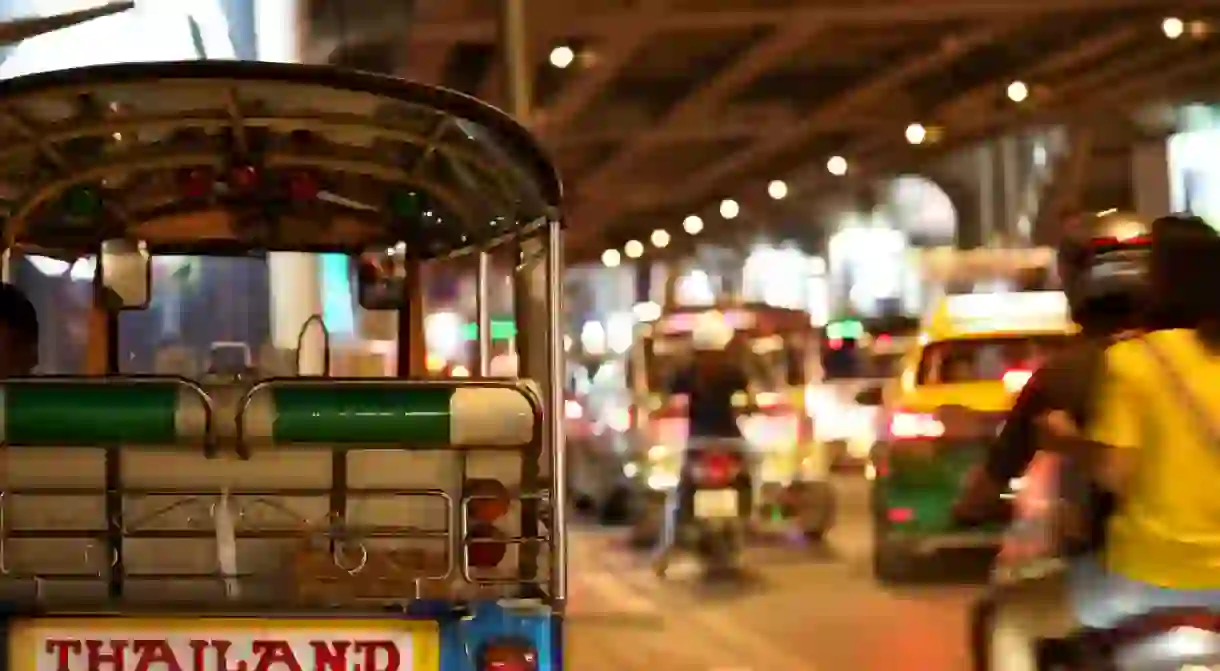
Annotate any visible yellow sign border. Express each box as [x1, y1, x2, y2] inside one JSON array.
[[9, 617, 439, 671]]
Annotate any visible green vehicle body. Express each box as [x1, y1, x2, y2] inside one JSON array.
[[869, 383, 1016, 582]]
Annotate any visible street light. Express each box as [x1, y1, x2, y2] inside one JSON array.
[[767, 179, 788, 200], [624, 240, 644, 258], [683, 215, 704, 234], [826, 156, 848, 176], [1007, 80, 1028, 103], [651, 229, 670, 248], [601, 249, 621, 267], [549, 45, 575, 68], [719, 198, 739, 219], [1163, 17, 1184, 39], [905, 123, 927, 145]]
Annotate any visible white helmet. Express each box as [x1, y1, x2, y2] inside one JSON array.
[[691, 311, 734, 350]]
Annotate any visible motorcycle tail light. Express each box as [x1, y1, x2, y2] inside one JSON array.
[[480, 640, 537, 671], [465, 478, 511, 523], [692, 451, 742, 487]]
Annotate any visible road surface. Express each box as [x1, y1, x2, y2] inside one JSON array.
[[565, 476, 988, 670]]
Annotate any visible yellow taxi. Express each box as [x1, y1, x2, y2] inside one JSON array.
[[859, 291, 1077, 582]]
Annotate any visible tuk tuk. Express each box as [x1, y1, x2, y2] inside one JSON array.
[[625, 303, 835, 545], [0, 58, 566, 670]]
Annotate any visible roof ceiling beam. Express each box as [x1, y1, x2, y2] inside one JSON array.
[[570, 22, 1016, 234], [731, 39, 1216, 234], [406, 0, 1193, 44], [937, 24, 1143, 120], [570, 36, 1209, 259], [533, 0, 670, 140], [575, 23, 822, 194], [397, 0, 467, 84], [553, 114, 900, 147], [655, 24, 1023, 207]]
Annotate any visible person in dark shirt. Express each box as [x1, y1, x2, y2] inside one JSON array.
[[653, 319, 751, 575], [668, 347, 750, 439], [0, 282, 39, 377], [955, 212, 1212, 671]]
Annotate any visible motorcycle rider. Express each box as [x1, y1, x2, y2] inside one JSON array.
[[1045, 216, 1220, 631], [653, 312, 751, 576], [952, 211, 1205, 671]]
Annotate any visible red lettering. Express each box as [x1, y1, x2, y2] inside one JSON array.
[[353, 642, 399, 671], [210, 640, 246, 671], [85, 640, 127, 671], [131, 640, 182, 671], [251, 641, 301, 671], [45, 639, 82, 671], [309, 641, 350, 671], [188, 641, 208, 671]]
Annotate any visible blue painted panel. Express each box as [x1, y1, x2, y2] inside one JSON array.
[[408, 601, 560, 670]]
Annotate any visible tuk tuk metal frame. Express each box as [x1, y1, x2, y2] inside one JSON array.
[[0, 57, 568, 612]]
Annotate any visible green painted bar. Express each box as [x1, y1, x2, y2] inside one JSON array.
[[269, 386, 453, 444], [2, 383, 181, 445]]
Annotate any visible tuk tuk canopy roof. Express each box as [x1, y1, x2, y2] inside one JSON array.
[[0, 60, 561, 260]]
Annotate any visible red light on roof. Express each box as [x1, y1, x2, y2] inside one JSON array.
[[229, 164, 259, 191], [177, 168, 213, 199], [875, 334, 892, 346], [287, 171, 320, 201]]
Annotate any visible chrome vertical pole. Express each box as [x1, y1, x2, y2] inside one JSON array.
[[476, 252, 491, 376], [499, 0, 558, 600], [545, 220, 567, 602]]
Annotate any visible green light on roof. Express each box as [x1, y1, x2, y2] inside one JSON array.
[[827, 319, 863, 340], [63, 186, 101, 217], [459, 319, 516, 342], [389, 190, 425, 218]]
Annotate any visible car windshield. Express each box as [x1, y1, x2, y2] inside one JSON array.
[[915, 335, 1071, 385]]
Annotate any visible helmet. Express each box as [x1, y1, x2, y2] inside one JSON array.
[[1057, 210, 1153, 322], [691, 311, 734, 350]]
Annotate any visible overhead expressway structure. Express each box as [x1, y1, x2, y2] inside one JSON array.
[[307, 0, 1220, 264]]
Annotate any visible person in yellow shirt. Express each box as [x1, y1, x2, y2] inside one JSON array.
[[1048, 216, 1220, 630]]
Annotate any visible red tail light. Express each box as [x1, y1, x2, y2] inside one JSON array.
[[888, 411, 944, 440], [1091, 234, 1150, 248], [481, 640, 537, 671], [464, 479, 510, 569], [466, 478, 510, 523], [466, 524, 508, 568], [886, 507, 915, 523], [1002, 369, 1032, 393], [692, 451, 742, 487]]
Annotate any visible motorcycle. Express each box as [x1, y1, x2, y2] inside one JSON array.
[[655, 437, 751, 579], [1045, 608, 1220, 670], [962, 454, 1220, 670]]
